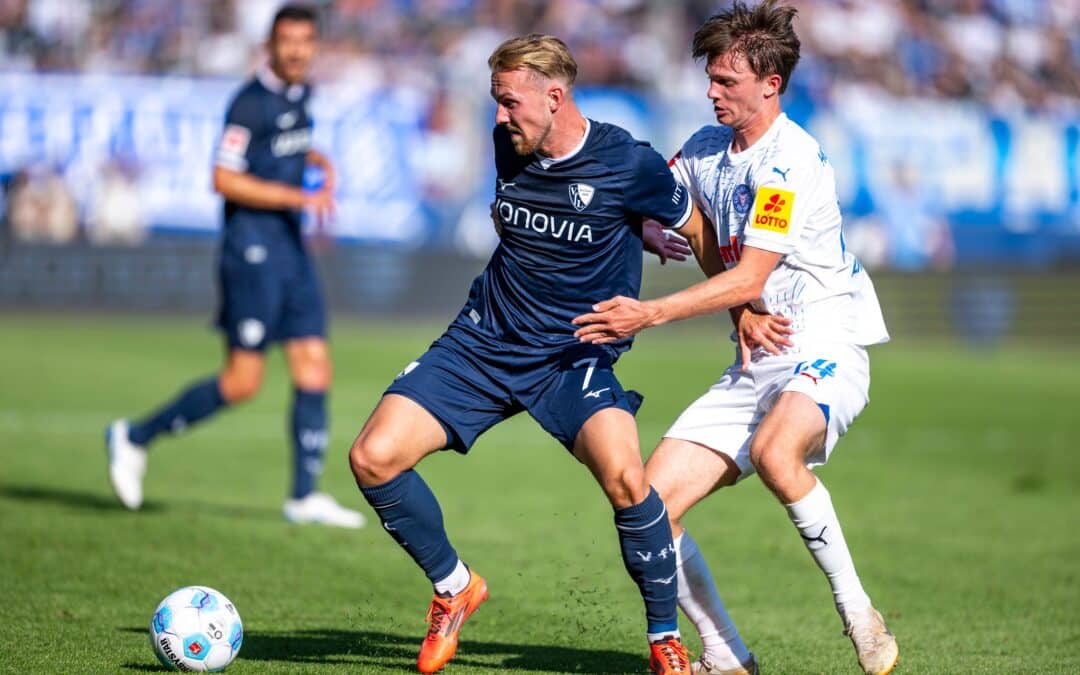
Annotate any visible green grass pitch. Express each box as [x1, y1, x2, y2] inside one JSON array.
[[1, 315, 1077, 673]]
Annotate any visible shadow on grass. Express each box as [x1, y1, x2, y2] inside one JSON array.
[[118, 627, 644, 673], [0, 484, 162, 512], [120, 664, 170, 672], [0, 483, 280, 521]]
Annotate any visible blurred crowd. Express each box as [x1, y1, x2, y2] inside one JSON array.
[[2, 0, 1079, 266], [3, 0, 1079, 114]]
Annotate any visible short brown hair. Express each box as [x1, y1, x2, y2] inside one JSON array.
[[692, 0, 800, 93], [488, 34, 578, 87]]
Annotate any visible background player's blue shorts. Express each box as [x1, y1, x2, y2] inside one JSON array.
[[215, 234, 325, 352], [385, 326, 643, 452]]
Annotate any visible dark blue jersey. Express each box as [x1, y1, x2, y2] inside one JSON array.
[[214, 67, 313, 244], [451, 119, 692, 352]]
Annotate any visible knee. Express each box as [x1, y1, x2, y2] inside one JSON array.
[[749, 442, 798, 493], [348, 431, 403, 488], [601, 464, 649, 510], [219, 370, 260, 403], [293, 355, 332, 391]]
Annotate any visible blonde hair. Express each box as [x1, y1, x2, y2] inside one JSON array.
[[488, 33, 578, 87]]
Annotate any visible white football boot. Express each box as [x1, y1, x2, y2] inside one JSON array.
[[283, 492, 366, 529], [106, 419, 147, 510], [844, 606, 899, 675], [692, 653, 758, 674]]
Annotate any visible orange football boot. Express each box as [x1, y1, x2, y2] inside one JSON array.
[[650, 636, 691, 674], [416, 570, 488, 673]]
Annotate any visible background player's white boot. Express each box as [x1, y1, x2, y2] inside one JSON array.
[[284, 492, 366, 528], [692, 653, 758, 674], [844, 606, 899, 675], [106, 419, 147, 510]]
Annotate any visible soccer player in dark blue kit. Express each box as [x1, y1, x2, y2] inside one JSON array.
[[348, 34, 720, 674], [106, 4, 363, 529]]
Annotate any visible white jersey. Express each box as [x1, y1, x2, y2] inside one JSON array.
[[669, 113, 889, 347]]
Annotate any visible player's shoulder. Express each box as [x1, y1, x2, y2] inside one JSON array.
[[225, 78, 266, 120], [229, 77, 265, 105], [587, 120, 665, 171], [768, 115, 826, 167], [677, 124, 734, 161]]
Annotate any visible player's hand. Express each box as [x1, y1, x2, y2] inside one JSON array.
[[490, 201, 503, 238], [735, 307, 793, 370], [572, 295, 661, 344], [642, 219, 690, 264], [303, 187, 336, 229]]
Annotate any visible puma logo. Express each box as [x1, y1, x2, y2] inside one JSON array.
[[800, 525, 829, 549], [772, 166, 791, 181]]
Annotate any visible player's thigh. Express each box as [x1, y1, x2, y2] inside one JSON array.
[[527, 344, 642, 452], [219, 348, 266, 402], [383, 337, 515, 454], [761, 345, 870, 468], [284, 336, 331, 391], [350, 393, 450, 486], [216, 245, 286, 349], [572, 406, 647, 508], [663, 368, 759, 481], [279, 252, 326, 344], [645, 437, 741, 527], [750, 391, 828, 470]]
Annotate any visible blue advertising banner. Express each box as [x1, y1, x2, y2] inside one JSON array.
[[2, 73, 1078, 266]]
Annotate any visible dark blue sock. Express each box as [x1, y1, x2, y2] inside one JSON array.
[[360, 470, 458, 583], [128, 377, 226, 447], [614, 487, 679, 636], [291, 389, 327, 499]]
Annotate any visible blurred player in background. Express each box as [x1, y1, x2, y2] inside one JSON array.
[[573, 2, 899, 673], [106, 4, 363, 529], [347, 34, 728, 675]]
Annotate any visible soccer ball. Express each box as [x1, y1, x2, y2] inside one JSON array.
[[149, 586, 243, 672]]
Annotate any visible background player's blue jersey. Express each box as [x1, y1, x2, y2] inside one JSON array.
[[451, 119, 692, 352], [215, 67, 313, 246], [212, 68, 324, 350]]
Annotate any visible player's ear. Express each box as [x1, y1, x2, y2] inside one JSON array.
[[763, 73, 782, 98], [547, 82, 564, 113]]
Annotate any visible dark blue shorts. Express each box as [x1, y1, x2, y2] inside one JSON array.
[[215, 239, 325, 352], [384, 327, 643, 453]]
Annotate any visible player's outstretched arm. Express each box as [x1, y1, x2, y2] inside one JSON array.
[[572, 245, 782, 343]]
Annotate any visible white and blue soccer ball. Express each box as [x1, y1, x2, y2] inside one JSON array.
[[149, 586, 243, 672]]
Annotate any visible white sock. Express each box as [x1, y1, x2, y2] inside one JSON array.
[[675, 532, 751, 668], [785, 478, 872, 617], [433, 559, 470, 596]]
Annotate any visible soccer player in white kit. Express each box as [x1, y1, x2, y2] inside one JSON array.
[[573, 2, 899, 674]]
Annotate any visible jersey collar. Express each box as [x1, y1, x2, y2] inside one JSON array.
[[536, 118, 591, 170], [727, 112, 786, 164], [257, 65, 306, 103]]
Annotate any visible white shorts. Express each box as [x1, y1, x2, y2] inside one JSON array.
[[663, 343, 871, 482]]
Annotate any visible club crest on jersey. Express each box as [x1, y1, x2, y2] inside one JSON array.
[[568, 183, 595, 212], [733, 184, 753, 215], [276, 111, 298, 129]]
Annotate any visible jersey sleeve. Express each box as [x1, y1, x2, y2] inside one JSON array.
[[741, 153, 819, 254], [623, 144, 693, 229], [215, 93, 260, 172]]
